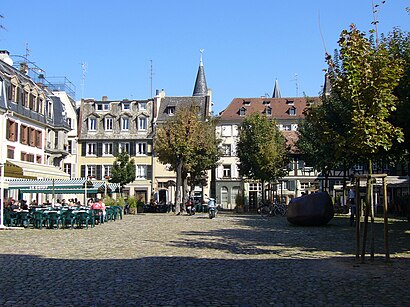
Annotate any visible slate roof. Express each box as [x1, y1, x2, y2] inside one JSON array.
[[50, 95, 69, 130], [192, 59, 207, 96], [156, 96, 209, 123], [219, 97, 320, 122]]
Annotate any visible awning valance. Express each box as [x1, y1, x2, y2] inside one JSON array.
[[7, 160, 70, 179]]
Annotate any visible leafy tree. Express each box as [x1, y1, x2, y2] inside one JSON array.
[[154, 104, 220, 214], [110, 151, 136, 195], [326, 24, 404, 262], [236, 113, 289, 202]]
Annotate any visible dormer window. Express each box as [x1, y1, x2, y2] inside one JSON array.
[[96, 103, 109, 111], [286, 99, 294, 105], [121, 117, 130, 130], [265, 106, 272, 116], [88, 118, 97, 131], [167, 106, 175, 115], [239, 107, 246, 116], [243, 100, 251, 106], [139, 102, 147, 110], [263, 100, 270, 105], [288, 107, 297, 116], [122, 102, 130, 110]]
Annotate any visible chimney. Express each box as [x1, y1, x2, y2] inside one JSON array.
[[102, 96, 108, 101], [0, 50, 14, 66], [20, 62, 29, 74]]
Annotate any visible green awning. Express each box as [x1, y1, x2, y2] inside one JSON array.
[[18, 188, 99, 194]]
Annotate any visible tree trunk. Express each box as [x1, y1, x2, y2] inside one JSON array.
[[361, 159, 373, 263], [175, 158, 183, 215]]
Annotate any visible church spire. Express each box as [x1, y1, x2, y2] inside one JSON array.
[[193, 49, 208, 96], [272, 79, 281, 98]]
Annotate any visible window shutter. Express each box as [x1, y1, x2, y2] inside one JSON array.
[[72, 140, 77, 154], [96, 165, 102, 180], [81, 143, 86, 156], [97, 142, 103, 157], [146, 165, 152, 180], [81, 165, 86, 178], [129, 141, 135, 156]]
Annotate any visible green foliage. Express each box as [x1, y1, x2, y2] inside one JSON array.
[[103, 196, 117, 207], [237, 113, 289, 182], [110, 151, 136, 192], [126, 196, 138, 208], [325, 24, 404, 165]]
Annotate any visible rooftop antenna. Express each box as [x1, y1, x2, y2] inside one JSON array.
[[81, 62, 87, 99], [291, 73, 299, 97], [149, 59, 154, 98], [25, 42, 31, 59]]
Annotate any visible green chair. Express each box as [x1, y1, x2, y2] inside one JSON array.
[[61, 210, 77, 229], [76, 211, 92, 229], [46, 212, 61, 229], [113, 206, 123, 220], [4, 211, 19, 227], [106, 207, 115, 221], [18, 212, 31, 228], [32, 211, 45, 229]]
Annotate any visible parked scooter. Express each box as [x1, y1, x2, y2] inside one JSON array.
[[186, 198, 196, 216], [208, 197, 217, 219]]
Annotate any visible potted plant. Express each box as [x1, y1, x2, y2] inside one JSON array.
[[127, 196, 138, 214], [136, 197, 144, 213]]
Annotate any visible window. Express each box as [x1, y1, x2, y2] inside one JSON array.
[[35, 130, 42, 148], [221, 125, 232, 137], [119, 142, 130, 153], [64, 163, 72, 176], [282, 125, 291, 131], [121, 117, 129, 130], [139, 102, 147, 110], [136, 142, 147, 155], [167, 106, 175, 115], [104, 165, 112, 178], [122, 102, 130, 110], [136, 165, 147, 179], [10, 84, 16, 102], [67, 118, 72, 129], [20, 125, 28, 144], [96, 103, 109, 111], [288, 107, 296, 116], [87, 143, 96, 155], [265, 107, 272, 116], [138, 117, 147, 130], [96, 103, 103, 111], [105, 117, 113, 131], [103, 143, 113, 155], [6, 119, 18, 142], [239, 107, 246, 116], [89, 118, 97, 131], [222, 144, 231, 156], [36, 155, 42, 164], [7, 146, 14, 159], [67, 140, 73, 154], [223, 165, 231, 178], [87, 165, 96, 178]]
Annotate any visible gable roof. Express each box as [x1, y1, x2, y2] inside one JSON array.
[[156, 96, 209, 123], [219, 97, 320, 122]]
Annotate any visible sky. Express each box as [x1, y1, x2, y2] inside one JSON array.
[[1, 1, 409, 114]]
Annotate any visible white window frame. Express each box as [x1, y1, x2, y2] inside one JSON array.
[[103, 143, 113, 156], [87, 165, 96, 177], [223, 165, 231, 178], [104, 165, 112, 178], [136, 165, 147, 179], [86, 143, 96, 156], [88, 118, 97, 131], [138, 116, 147, 130], [122, 102, 130, 110], [119, 142, 130, 153], [136, 142, 147, 155], [121, 117, 129, 131], [222, 144, 231, 156], [105, 117, 113, 131]]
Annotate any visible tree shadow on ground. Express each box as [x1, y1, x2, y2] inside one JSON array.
[[0, 253, 409, 306], [169, 213, 410, 258]]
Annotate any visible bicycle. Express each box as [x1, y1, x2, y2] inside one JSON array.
[[258, 201, 287, 217]]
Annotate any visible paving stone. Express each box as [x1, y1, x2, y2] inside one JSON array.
[[0, 212, 409, 306]]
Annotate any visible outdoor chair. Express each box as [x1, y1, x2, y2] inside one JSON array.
[[61, 210, 77, 229], [46, 212, 61, 229], [106, 207, 115, 221], [4, 211, 18, 227], [113, 206, 122, 220], [76, 211, 92, 229], [17, 211, 31, 228], [32, 211, 45, 229]]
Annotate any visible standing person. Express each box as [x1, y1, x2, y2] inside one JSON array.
[[349, 188, 356, 226]]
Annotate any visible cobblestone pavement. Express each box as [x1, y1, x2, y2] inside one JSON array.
[[0, 212, 409, 306]]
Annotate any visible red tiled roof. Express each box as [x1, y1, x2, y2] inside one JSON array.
[[219, 97, 320, 121]]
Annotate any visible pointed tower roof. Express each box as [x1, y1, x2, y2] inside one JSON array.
[[192, 49, 208, 96], [272, 79, 281, 98]]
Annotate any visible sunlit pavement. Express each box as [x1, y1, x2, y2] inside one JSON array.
[[0, 212, 409, 306]]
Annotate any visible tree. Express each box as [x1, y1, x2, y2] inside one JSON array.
[[110, 151, 136, 195], [154, 104, 220, 214], [236, 113, 289, 202], [326, 24, 404, 262]]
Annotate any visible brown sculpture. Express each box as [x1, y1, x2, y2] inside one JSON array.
[[287, 192, 334, 226]]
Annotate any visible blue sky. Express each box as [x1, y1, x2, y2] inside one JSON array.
[[1, 1, 408, 113]]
